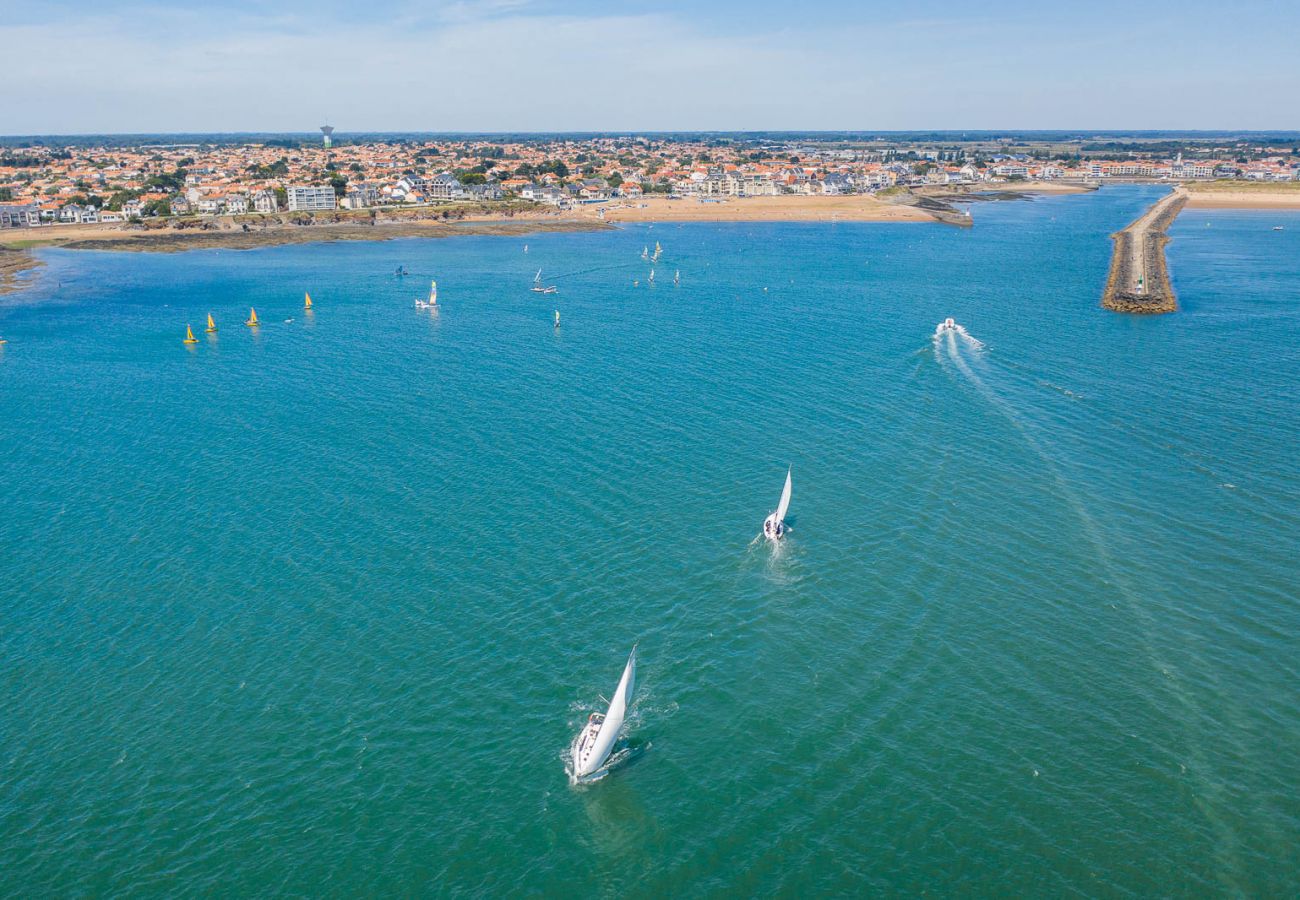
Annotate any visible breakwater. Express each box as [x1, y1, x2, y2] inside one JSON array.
[[1102, 188, 1188, 313]]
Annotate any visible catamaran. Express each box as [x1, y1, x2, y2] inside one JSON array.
[[531, 270, 558, 294], [763, 466, 792, 542], [415, 280, 438, 309], [205, 313, 218, 333], [245, 307, 260, 327], [570, 646, 637, 781]]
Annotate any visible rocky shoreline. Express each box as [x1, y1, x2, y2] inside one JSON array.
[[0, 248, 44, 296]]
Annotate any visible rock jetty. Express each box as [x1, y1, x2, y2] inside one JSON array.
[[1102, 188, 1188, 314]]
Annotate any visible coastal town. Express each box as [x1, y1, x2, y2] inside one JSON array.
[[3, 132, 1300, 229]]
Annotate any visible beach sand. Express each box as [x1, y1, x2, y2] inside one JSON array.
[[577, 194, 936, 224], [1183, 190, 1300, 209]]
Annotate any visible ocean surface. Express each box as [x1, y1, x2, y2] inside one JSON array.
[[2, 187, 1297, 896]]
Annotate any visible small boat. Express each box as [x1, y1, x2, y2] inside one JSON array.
[[304, 292, 313, 310], [183, 324, 199, 344], [554, 310, 561, 329], [395, 265, 408, 277], [531, 270, 558, 294], [648, 269, 655, 285], [763, 466, 792, 542], [1273, 226, 1284, 231], [205, 313, 218, 333], [523, 244, 529, 253], [245, 308, 260, 327], [673, 270, 680, 285], [641, 246, 649, 260], [570, 646, 637, 780], [935, 317, 957, 335], [415, 279, 438, 309], [652, 241, 662, 262]]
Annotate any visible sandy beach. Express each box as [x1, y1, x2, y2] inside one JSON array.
[[1183, 185, 1300, 209], [578, 194, 935, 224]]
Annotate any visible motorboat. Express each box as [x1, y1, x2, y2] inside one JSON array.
[[935, 317, 957, 335], [762, 466, 792, 542], [570, 646, 637, 781]]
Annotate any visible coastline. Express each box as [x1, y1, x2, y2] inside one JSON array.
[[0, 248, 44, 297]]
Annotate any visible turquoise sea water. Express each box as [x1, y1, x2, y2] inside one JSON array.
[[2, 187, 1298, 895]]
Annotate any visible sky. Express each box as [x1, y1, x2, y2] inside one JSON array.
[[2, 0, 1298, 135]]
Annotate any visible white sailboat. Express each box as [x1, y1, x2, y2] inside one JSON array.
[[570, 646, 638, 781], [554, 309, 561, 329], [762, 466, 792, 542], [673, 270, 680, 285], [648, 269, 655, 285], [651, 241, 662, 263], [531, 269, 558, 294], [641, 246, 649, 260], [415, 279, 438, 308]]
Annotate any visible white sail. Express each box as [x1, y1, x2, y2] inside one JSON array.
[[573, 647, 637, 778], [775, 466, 792, 522], [534, 269, 543, 284]]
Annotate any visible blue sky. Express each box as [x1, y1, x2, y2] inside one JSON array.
[[2, 0, 1298, 134]]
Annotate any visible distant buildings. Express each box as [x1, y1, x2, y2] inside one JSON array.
[[286, 185, 337, 211]]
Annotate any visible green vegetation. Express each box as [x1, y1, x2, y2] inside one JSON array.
[[145, 168, 187, 192]]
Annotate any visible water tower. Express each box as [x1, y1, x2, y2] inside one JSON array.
[[320, 125, 334, 149]]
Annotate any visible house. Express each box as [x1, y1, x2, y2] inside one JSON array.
[[195, 196, 223, 215], [59, 204, 92, 223], [224, 194, 250, 214], [536, 184, 566, 206], [464, 182, 503, 201], [122, 198, 146, 219], [426, 173, 467, 202], [0, 204, 40, 227], [252, 189, 278, 213], [579, 178, 609, 200], [341, 184, 380, 209], [170, 196, 191, 215], [620, 182, 643, 198], [821, 173, 852, 194]]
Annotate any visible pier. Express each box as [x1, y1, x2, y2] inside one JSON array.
[[1102, 188, 1188, 313]]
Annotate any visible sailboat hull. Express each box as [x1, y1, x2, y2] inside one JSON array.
[[763, 513, 785, 541], [570, 648, 637, 780]]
